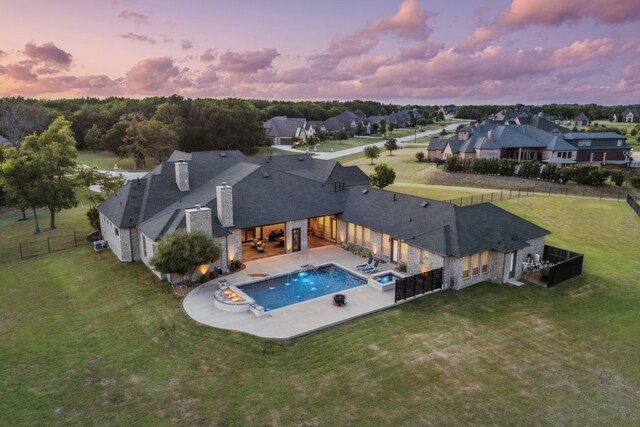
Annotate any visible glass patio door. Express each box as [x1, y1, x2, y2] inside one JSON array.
[[292, 228, 301, 252]]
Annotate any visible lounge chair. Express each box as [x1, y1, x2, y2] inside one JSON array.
[[355, 256, 374, 270], [362, 260, 380, 274]]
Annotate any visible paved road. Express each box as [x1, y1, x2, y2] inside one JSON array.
[[274, 123, 462, 160], [87, 169, 148, 192]]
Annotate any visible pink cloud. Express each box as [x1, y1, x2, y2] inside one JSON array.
[[457, 26, 503, 53], [195, 66, 219, 86], [368, 0, 432, 41], [351, 55, 393, 75], [200, 48, 217, 62], [0, 50, 6, 59], [23, 42, 72, 69], [118, 11, 149, 24], [497, 0, 640, 28], [125, 57, 180, 91], [4, 63, 38, 82], [181, 40, 194, 50], [119, 33, 156, 45], [217, 48, 279, 73], [551, 38, 614, 65]]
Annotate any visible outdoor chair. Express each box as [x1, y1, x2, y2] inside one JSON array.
[[356, 256, 374, 270], [362, 260, 380, 274]]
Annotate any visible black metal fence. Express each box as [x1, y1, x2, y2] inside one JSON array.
[[627, 193, 640, 218], [395, 268, 443, 303], [0, 231, 93, 263], [444, 186, 633, 207], [542, 245, 584, 287]]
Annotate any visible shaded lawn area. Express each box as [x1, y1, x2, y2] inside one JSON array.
[[77, 151, 157, 171], [1, 197, 640, 424], [293, 137, 383, 153], [387, 182, 496, 201]]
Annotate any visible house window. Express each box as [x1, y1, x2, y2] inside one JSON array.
[[481, 251, 489, 273], [578, 140, 591, 147], [348, 223, 355, 243], [472, 253, 480, 276], [114, 226, 119, 237], [567, 152, 572, 159], [399, 242, 408, 263], [142, 236, 147, 257], [382, 234, 391, 256], [463, 256, 470, 279], [617, 140, 622, 147], [355, 225, 363, 246], [363, 228, 370, 247]]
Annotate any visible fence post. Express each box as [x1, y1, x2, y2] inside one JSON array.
[[481, 194, 484, 203], [582, 189, 585, 198], [600, 190, 602, 200], [19, 243, 23, 260], [518, 188, 521, 197], [565, 188, 568, 197], [460, 197, 463, 206], [491, 193, 494, 202], [74, 231, 77, 247], [47, 237, 51, 254], [501, 191, 503, 200], [509, 190, 512, 199]]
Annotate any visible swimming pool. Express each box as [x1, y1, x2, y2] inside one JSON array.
[[238, 264, 367, 311]]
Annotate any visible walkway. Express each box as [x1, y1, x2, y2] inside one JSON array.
[[182, 245, 421, 339], [275, 123, 462, 160]]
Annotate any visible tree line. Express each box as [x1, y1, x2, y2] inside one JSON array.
[[454, 103, 640, 121]]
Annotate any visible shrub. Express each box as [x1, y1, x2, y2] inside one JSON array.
[[200, 274, 208, 283], [208, 270, 218, 280], [608, 170, 626, 187], [397, 262, 407, 272], [540, 164, 559, 182], [499, 159, 518, 176], [629, 177, 640, 188], [415, 151, 425, 162]]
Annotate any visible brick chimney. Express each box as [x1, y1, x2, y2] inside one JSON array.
[[216, 182, 234, 227], [488, 130, 494, 140], [175, 160, 189, 192], [185, 204, 212, 236]]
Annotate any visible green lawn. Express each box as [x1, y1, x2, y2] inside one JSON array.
[[387, 182, 496, 201], [341, 146, 435, 183], [77, 151, 152, 171], [293, 137, 383, 153], [2, 193, 640, 424]]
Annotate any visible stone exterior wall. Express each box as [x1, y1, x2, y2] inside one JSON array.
[[286, 219, 308, 253], [186, 206, 212, 235], [336, 219, 347, 244], [369, 230, 383, 260], [139, 232, 162, 279], [175, 161, 189, 192], [216, 185, 234, 227], [406, 245, 422, 274], [226, 229, 242, 263], [99, 212, 131, 262], [216, 236, 229, 272]]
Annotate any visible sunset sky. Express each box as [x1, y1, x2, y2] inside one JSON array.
[[1, 0, 639, 104]]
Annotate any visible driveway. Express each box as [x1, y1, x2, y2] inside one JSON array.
[[86, 167, 148, 192], [274, 123, 462, 160]]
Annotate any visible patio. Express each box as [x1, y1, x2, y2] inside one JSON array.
[[182, 246, 434, 339]]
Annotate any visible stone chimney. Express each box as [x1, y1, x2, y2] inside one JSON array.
[[488, 130, 494, 140], [175, 160, 189, 192], [216, 182, 234, 227], [185, 204, 212, 236]]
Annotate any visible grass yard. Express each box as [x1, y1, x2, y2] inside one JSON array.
[[77, 151, 160, 171], [387, 182, 496, 201], [293, 137, 383, 153], [1, 193, 640, 424], [340, 146, 436, 183]]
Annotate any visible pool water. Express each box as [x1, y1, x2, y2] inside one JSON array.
[[238, 264, 366, 311], [377, 274, 395, 284]]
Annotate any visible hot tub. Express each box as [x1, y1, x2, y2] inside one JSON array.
[[368, 271, 405, 291]]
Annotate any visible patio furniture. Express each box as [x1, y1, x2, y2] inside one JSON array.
[[256, 242, 266, 253], [355, 256, 374, 270], [362, 260, 380, 274], [333, 294, 346, 306]]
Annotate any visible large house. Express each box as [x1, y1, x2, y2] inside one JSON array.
[[431, 121, 629, 166], [98, 150, 549, 290], [613, 109, 640, 123], [263, 116, 312, 145]]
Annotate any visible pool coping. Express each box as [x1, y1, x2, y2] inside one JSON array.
[[182, 245, 440, 339]]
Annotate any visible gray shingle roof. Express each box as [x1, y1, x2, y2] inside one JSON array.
[[264, 116, 307, 138], [428, 138, 449, 151], [339, 186, 549, 257]]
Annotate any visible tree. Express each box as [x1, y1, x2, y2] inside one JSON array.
[[0, 149, 45, 233], [77, 167, 126, 231], [440, 129, 448, 136], [363, 145, 381, 164], [415, 151, 425, 162], [150, 231, 222, 284], [370, 163, 396, 189], [84, 124, 103, 152], [389, 123, 395, 132], [379, 118, 387, 134], [355, 121, 364, 136], [384, 138, 398, 155], [337, 129, 348, 145], [371, 123, 379, 134], [22, 116, 80, 230], [0, 98, 53, 145]]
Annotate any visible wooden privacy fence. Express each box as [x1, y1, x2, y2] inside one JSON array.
[[627, 194, 640, 218], [0, 231, 93, 263], [541, 245, 584, 287], [395, 268, 443, 303]]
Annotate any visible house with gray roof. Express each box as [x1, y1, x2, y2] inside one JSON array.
[[574, 113, 590, 127], [97, 150, 549, 290], [613, 108, 640, 123], [263, 116, 309, 145]]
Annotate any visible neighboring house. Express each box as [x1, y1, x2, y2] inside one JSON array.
[[438, 105, 457, 116], [514, 114, 569, 134], [307, 121, 326, 135], [97, 150, 550, 290], [427, 138, 449, 161], [612, 109, 640, 123], [322, 117, 346, 136], [263, 116, 308, 145], [562, 132, 629, 164], [574, 113, 590, 127]]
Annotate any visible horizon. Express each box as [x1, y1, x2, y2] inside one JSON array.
[[1, 0, 639, 104]]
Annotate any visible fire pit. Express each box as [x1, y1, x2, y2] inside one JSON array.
[[333, 293, 347, 306], [214, 286, 253, 312]]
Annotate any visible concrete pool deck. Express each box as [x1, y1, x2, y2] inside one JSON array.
[[183, 246, 436, 339]]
